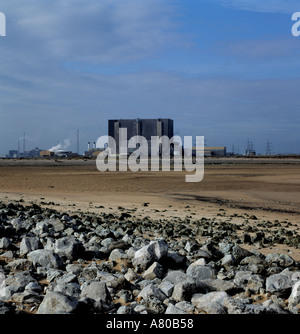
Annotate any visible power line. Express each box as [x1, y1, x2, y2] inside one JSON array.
[[265, 139, 273, 155]]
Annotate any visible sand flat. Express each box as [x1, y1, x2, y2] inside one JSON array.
[[1, 158, 300, 260]]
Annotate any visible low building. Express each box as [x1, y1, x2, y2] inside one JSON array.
[[192, 146, 227, 157], [40, 150, 55, 158]]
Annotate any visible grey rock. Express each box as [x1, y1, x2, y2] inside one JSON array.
[[117, 305, 133, 314], [6, 259, 34, 272], [186, 264, 216, 282], [138, 283, 167, 302], [140, 296, 166, 314], [223, 297, 246, 314], [191, 291, 228, 314], [37, 291, 78, 314], [108, 248, 129, 262], [175, 301, 195, 313], [220, 254, 236, 268], [265, 253, 294, 267], [288, 281, 300, 306], [165, 303, 188, 314], [266, 273, 293, 294], [158, 280, 174, 298], [54, 282, 81, 299], [80, 281, 111, 304], [291, 271, 300, 284], [124, 268, 140, 283], [0, 237, 11, 250], [172, 277, 196, 302], [132, 240, 168, 270], [197, 278, 239, 294], [48, 218, 65, 232], [192, 291, 228, 306], [0, 286, 13, 302], [54, 236, 83, 261], [133, 304, 148, 314], [231, 245, 252, 260], [4, 273, 37, 294], [20, 236, 42, 256], [27, 249, 64, 269], [195, 301, 227, 314], [164, 270, 188, 284], [143, 262, 164, 280]]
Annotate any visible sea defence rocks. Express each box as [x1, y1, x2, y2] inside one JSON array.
[[0, 201, 299, 314]]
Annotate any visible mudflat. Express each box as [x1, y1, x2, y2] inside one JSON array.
[[0, 158, 300, 259]]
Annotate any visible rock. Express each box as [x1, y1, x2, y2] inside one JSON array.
[[27, 249, 64, 269], [37, 291, 78, 314], [108, 248, 129, 262], [223, 297, 246, 314], [172, 277, 196, 302], [288, 281, 300, 307], [6, 259, 33, 273], [124, 268, 140, 283], [165, 303, 188, 314], [164, 270, 188, 284], [80, 281, 112, 304], [185, 241, 199, 253], [266, 273, 293, 295], [265, 253, 294, 267], [197, 278, 239, 294], [191, 291, 228, 314], [132, 240, 168, 270], [1, 200, 300, 314], [53, 282, 81, 299], [141, 296, 167, 314], [137, 283, 166, 302], [175, 301, 195, 314], [231, 245, 252, 260], [186, 264, 216, 282], [158, 280, 174, 298], [142, 262, 164, 280], [20, 237, 42, 256], [3, 273, 37, 294], [54, 236, 83, 261], [117, 305, 133, 314], [0, 237, 11, 250]]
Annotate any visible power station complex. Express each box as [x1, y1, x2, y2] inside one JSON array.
[[5, 118, 227, 158]]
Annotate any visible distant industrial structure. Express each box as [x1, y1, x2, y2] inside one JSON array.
[[108, 118, 174, 155], [84, 142, 102, 158], [6, 147, 42, 159], [245, 139, 256, 156], [203, 147, 226, 157], [4, 119, 232, 159]]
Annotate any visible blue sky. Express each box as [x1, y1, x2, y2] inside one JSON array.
[[0, 0, 300, 155]]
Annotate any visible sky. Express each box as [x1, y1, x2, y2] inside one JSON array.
[[0, 0, 300, 156]]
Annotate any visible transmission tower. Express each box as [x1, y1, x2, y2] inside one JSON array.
[[245, 138, 256, 156], [265, 139, 272, 155]]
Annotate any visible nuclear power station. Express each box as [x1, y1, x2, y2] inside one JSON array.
[[108, 118, 174, 154]]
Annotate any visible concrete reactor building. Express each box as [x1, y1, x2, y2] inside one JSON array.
[[108, 118, 174, 154]]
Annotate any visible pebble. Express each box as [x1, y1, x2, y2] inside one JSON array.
[[0, 201, 299, 314]]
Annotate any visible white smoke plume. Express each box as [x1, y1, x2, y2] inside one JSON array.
[[49, 139, 71, 152]]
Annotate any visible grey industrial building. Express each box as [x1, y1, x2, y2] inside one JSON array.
[[108, 118, 174, 154]]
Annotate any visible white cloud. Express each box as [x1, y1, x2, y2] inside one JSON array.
[[3, 0, 182, 63], [210, 0, 299, 13]]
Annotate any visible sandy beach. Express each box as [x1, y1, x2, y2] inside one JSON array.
[[0, 157, 300, 260]]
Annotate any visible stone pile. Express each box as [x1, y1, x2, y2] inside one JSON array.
[[0, 201, 299, 314]]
